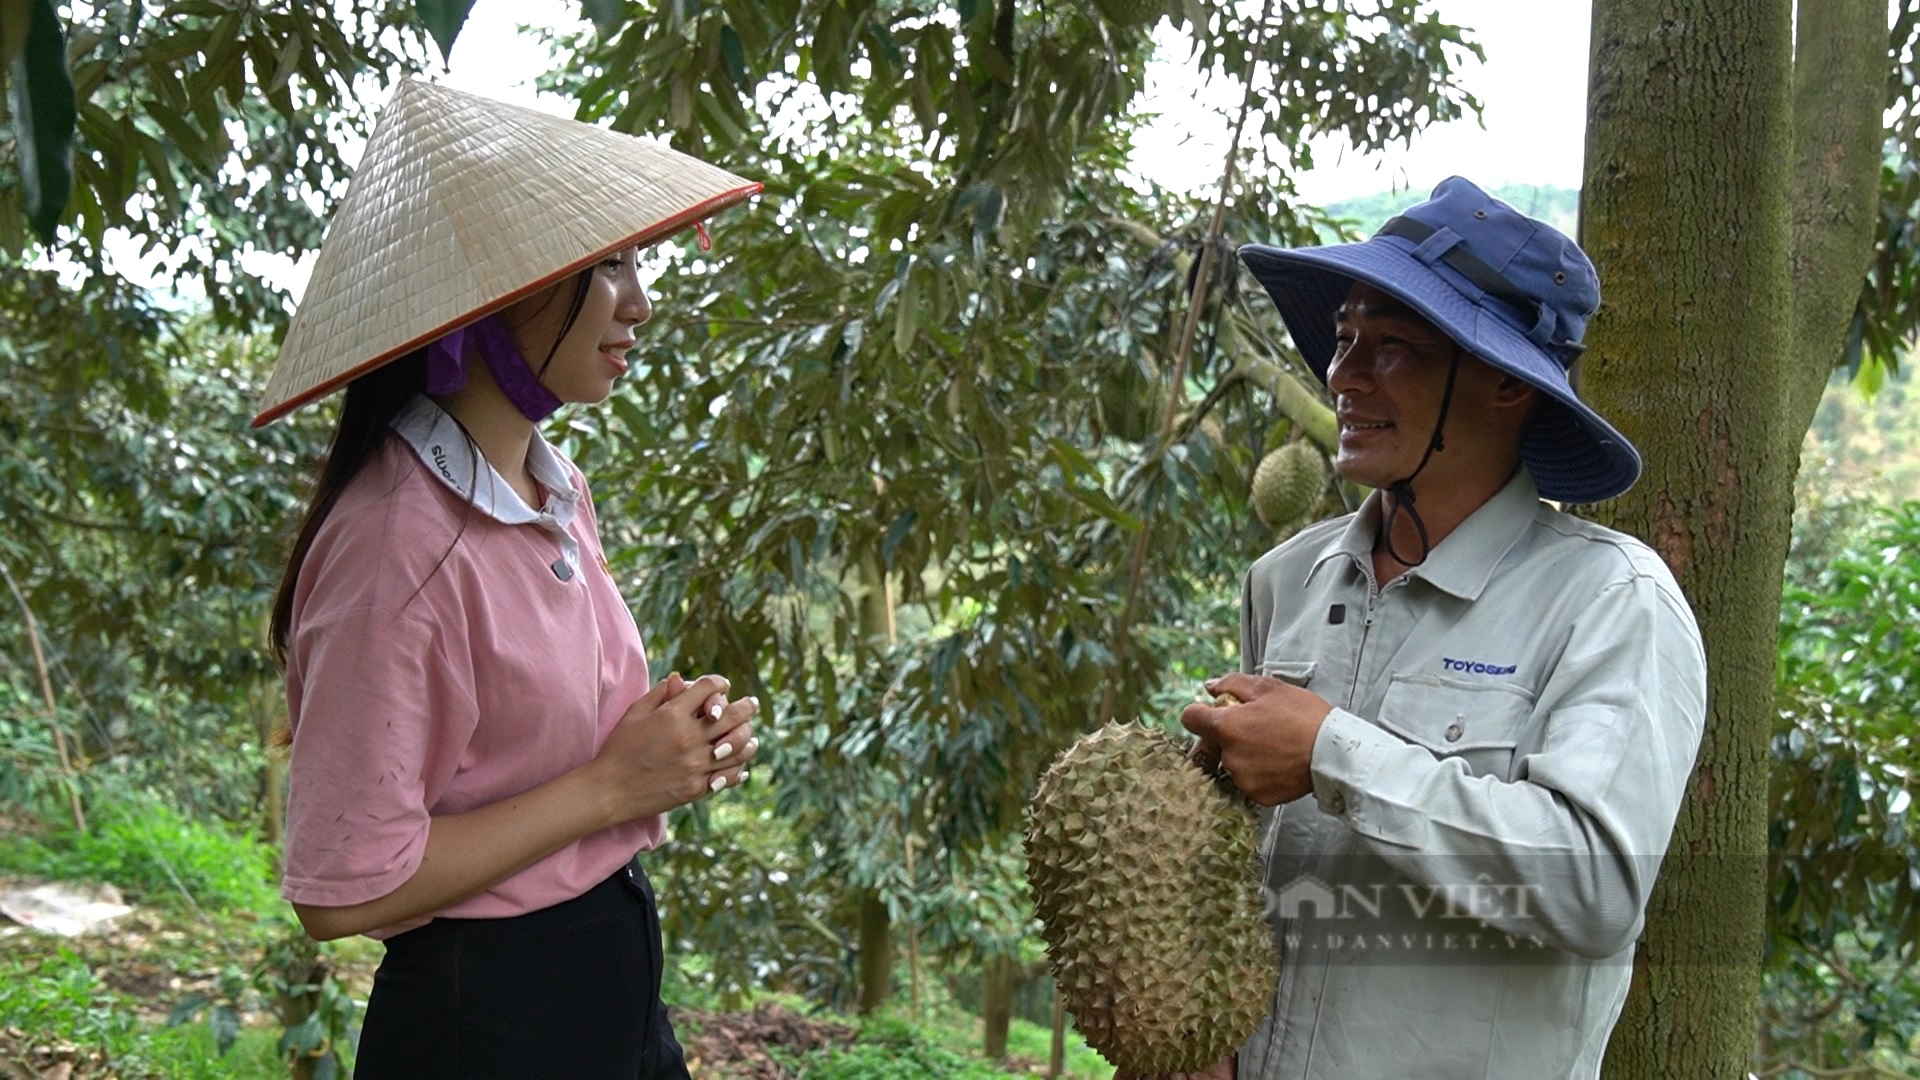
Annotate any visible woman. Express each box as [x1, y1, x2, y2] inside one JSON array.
[[254, 80, 763, 1078]]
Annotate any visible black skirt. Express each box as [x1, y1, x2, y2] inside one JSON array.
[[353, 860, 690, 1079]]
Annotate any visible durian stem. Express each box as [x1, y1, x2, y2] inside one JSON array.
[[1098, 0, 1276, 729]]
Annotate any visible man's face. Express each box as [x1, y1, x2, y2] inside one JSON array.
[[1324, 281, 1467, 490]]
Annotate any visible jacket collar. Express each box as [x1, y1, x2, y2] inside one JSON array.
[[1309, 468, 1539, 600]]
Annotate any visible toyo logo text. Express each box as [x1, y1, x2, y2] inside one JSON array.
[[1442, 657, 1517, 676]]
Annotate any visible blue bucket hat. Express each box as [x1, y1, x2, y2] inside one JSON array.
[[1237, 176, 1641, 504]]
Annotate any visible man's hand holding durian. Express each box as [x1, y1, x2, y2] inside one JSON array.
[[1180, 673, 1332, 806]]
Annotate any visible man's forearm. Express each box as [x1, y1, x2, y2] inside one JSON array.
[[1306, 707, 1686, 958]]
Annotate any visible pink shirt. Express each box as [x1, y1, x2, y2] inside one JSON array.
[[280, 397, 661, 938]]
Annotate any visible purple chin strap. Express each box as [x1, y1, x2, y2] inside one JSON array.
[[425, 313, 565, 422]]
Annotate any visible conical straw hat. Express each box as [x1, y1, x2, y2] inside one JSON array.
[[253, 79, 760, 426]]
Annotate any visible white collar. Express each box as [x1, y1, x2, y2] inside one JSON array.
[[390, 396, 582, 571]]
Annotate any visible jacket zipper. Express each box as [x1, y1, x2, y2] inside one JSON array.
[[1347, 572, 1381, 709]]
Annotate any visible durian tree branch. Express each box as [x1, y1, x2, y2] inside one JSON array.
[[1240, 356, 1336, 452], [1219, 312, 1337, 452], [1097, 0, 1275, 729], [1108, 217, 1338, 453]]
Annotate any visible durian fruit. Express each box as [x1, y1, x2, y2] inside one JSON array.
[[1025, 722, 1276, 1075], [1091, 0, 1165, 27], [1250, 441, 1327, 528]]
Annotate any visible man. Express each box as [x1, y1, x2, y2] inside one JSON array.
[[1176, 177, 1706, 1078]]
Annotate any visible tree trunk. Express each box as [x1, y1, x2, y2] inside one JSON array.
[[857, 888, 893, 1014], [1049, 992, 1067, 1077], [1582, 1, 1790, 1074], [982, 952, 1017, 1060], [853, 550, 897, 1015], [1581, 0, 1884, 1074], [1783, 0, 1887, 440], [257, 682, 284, 848]]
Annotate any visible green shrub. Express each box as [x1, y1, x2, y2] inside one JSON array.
[[0, 798, 280, 914], [0, 949, 282, 1079]]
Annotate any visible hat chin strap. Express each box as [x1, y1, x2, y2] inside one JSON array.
[[1381, 347, 1461, 570], [426, 314, 565, 423]]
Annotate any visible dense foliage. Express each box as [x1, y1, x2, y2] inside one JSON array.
[[1762, 395, 1920, 1072]]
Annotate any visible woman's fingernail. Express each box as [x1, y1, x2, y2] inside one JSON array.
[[739, 769, 750, 784], [745, 738, 759, 755], [708, 702, 723, 720], [748, 696, 760, 709], [709, 774, 728, 792], [713, 741, 735, 762]]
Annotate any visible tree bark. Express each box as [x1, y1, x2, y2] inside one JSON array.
[[257, 682, 285, 848], [853, 551, 896, 1015], [1581, 0, 1885, 1074], [857, 888, 893, 1014], [982, 951, 1017, 1059], [1049, 992, 1067, 1076], [1582, 0, 1790, 1074], [1783, 0, 1887, 441]]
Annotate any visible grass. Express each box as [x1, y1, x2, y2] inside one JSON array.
[[0, 799, 281, 914], [0, 948, 289, 1079], [743, 992, 1115, 1079]]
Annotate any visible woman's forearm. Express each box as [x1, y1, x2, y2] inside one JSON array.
[[289, 679, 760, 942], [291, 764, 619, 941]]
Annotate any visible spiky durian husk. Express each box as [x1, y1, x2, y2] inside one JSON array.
[[1251, 442, 1327, 528], [1024, 722, 1276, 1074]]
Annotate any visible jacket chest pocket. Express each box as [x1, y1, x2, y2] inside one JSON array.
[[1256, 659, 1316, 688], [1374, 673, 1536, 780]]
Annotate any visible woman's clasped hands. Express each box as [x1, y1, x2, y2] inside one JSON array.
[[591, 672, 761, 824]]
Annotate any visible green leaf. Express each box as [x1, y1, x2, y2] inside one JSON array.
[[210, 1003, 241, 1055], [719, 23, 746, 88], [9, 0, 75, 244], [669, 72, 694, 129], [167, 992, 210, 1027], [139, 26, 211, 65], [265, 29, 304, 95], [882, 509, 917, 568], [142, 100, 210, 169], [892, 259, 918, 356], [581, 0, 625, 37], [278, 1012, 325, 1057], [1851, 351, 1889, 398], [416, 0, 477, 64]]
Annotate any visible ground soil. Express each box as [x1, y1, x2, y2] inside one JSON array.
[[676, 1001, 859, 1078]]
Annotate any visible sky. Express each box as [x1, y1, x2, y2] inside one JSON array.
[[230, 0, 1594, 300]]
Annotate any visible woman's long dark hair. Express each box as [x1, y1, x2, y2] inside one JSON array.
[[269, 350, 427, 665], [268, 268, 596, 667]]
